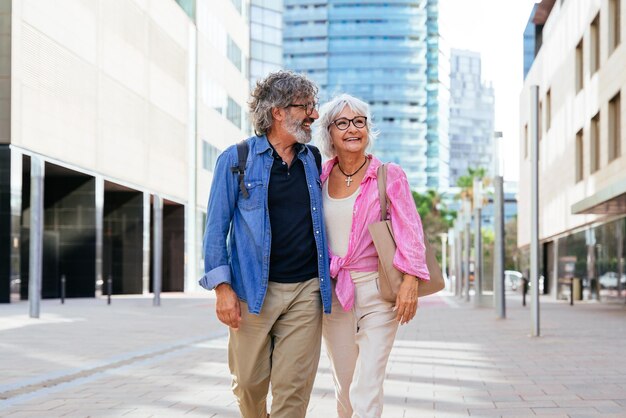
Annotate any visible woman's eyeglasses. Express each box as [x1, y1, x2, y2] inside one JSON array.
[[329, 116, 367, 131]]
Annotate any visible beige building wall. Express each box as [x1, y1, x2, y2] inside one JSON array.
[[519, 0, 626, 247], [195, 0, 250, 209], [0, 0, 9, 144], [10, 0, 192, 201]]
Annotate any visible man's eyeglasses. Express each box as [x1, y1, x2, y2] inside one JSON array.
[[286, 102, 318, 116], [329, 116, 368, 131]]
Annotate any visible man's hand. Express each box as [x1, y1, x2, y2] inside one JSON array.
[[215, 283, 242, 330], [394, 274, 419, 325]]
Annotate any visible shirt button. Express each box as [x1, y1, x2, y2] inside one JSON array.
[[319, 254, 322, 258], [313, 207, 316, 211], [316, 230, 319, 234]]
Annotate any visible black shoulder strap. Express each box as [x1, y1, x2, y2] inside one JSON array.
[[231, 140, 249, 198], [307, 144, 322, 173]]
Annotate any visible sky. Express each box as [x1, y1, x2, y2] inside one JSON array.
[[439, 0, 539, 182]]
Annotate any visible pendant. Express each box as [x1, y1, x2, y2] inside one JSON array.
[[345, 176, 353, 187]]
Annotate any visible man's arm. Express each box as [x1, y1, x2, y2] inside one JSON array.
[[200, 149, 242, 329]]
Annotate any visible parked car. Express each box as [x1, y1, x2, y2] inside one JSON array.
[[598, 272, 626, 289], [504, 270, 522, 291]]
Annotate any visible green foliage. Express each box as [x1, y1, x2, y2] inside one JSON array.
[[411, 189, 457, 263], [455, 166, 489, 208], [504, 216, 519, 270]]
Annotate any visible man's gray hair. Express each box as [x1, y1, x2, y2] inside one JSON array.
[[249, 71, 318, 136], [315, 93, 379, 158]]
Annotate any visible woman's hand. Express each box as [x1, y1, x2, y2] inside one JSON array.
[[394, 274, 419, 325]]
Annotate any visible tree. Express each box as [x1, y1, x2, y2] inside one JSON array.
[[412, 189, 456, 263], [455, 167, 490, 209], [504, 215, 519, 271]]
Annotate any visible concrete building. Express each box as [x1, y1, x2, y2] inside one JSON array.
[[519, 0, 625, 302], [448, 49, 495, 186], [0, 0, 250, 303], [283, 0, 448, 190]]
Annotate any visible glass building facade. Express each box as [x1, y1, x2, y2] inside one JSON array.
[[283, 0, 447, 189], [425, 0, 449, 190], [250, 0, 283, 88], [448, 49, 495, 186], [523, 4, 539, 79]]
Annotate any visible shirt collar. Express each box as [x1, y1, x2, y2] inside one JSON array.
[[254, 135, 307, 158]]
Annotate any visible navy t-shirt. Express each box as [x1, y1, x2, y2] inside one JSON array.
[[267, 145, 319, 283]]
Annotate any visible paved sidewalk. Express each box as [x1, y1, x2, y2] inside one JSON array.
[[1, 292, 626, 417]]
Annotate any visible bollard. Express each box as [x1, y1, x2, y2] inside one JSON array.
[[522, 277, 528, 307], [570, 279, 574, 306], [107, 275, 112, 305], [61, 274, 66, 304]]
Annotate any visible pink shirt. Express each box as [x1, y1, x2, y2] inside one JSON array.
[[321, 155, 430, 311]]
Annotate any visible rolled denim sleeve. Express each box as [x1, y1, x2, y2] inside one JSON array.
[[199, 149, 238, 291]]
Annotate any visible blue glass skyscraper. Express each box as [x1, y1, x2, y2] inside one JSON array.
[[283, 0, 447, 189]]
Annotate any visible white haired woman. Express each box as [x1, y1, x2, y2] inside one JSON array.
[[315, 94, 430, 418]]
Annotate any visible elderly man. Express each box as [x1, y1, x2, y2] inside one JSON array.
[[200, 71, 331, 418]]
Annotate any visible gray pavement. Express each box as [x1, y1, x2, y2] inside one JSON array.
[[1, 291, 626, 417]]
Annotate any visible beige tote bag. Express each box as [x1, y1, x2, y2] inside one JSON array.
[[368, 164, 445, 303]]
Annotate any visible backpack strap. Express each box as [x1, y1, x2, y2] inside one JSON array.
[[307, 144, 322, 173], [376, 164, 389, 221], [232, 140, 320, 199], [231, 140, 249, 199]]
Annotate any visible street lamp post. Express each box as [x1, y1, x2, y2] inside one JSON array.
[[447, 228, 455, 293], [493, 131, 506, 319], [463, 200, 471, 302], [473, 178, 483, 307], [439, 232, 448, 288], [530, 85, 541, 336]]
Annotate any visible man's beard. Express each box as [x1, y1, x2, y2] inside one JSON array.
[[284, 111, 313, 144]]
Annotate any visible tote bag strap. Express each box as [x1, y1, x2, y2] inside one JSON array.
[[376, 164, 390, 221]]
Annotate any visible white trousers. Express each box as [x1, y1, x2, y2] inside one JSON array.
[[323, 277, 399, 418]]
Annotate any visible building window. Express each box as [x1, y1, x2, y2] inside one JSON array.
[[590, 13, 600, 75], [227, 36, 242, 72], [575, 129, 583, 182], [227, 97, 242, 129], [609, 0, 621, 54], [202, 141, 220, 171], [175, 0, 195, 20], [609, 91, 621, 161], [590, 112, 600, 173], [231, 0, 242, 14], [546, 88, 551, 131], [576, 39, 584, 92]]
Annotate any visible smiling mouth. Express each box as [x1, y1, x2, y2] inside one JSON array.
[[345, 137, 361, 142]]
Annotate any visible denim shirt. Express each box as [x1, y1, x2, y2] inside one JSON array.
[[199, 135, 332, 314]]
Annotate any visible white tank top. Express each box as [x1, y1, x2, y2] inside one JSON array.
[[323, 182, 378, 284]]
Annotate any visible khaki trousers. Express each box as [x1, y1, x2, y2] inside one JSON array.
[[228, 278, 322, 418], [323, 278, 399, 418]]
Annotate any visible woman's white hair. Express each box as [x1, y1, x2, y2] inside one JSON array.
[[314, 93, 379, 158]]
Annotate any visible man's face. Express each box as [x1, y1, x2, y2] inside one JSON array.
[[283, 100, 319, 144]]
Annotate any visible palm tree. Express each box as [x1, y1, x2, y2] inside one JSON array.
[[456, 167, 489, 209]]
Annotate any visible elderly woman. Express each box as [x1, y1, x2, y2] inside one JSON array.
[[315, 94, 430, 418]]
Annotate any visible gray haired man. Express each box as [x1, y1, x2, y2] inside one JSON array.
[[200, 71, 331, 418]]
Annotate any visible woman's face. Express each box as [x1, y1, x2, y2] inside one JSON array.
[[328, 105, 368, 156]]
